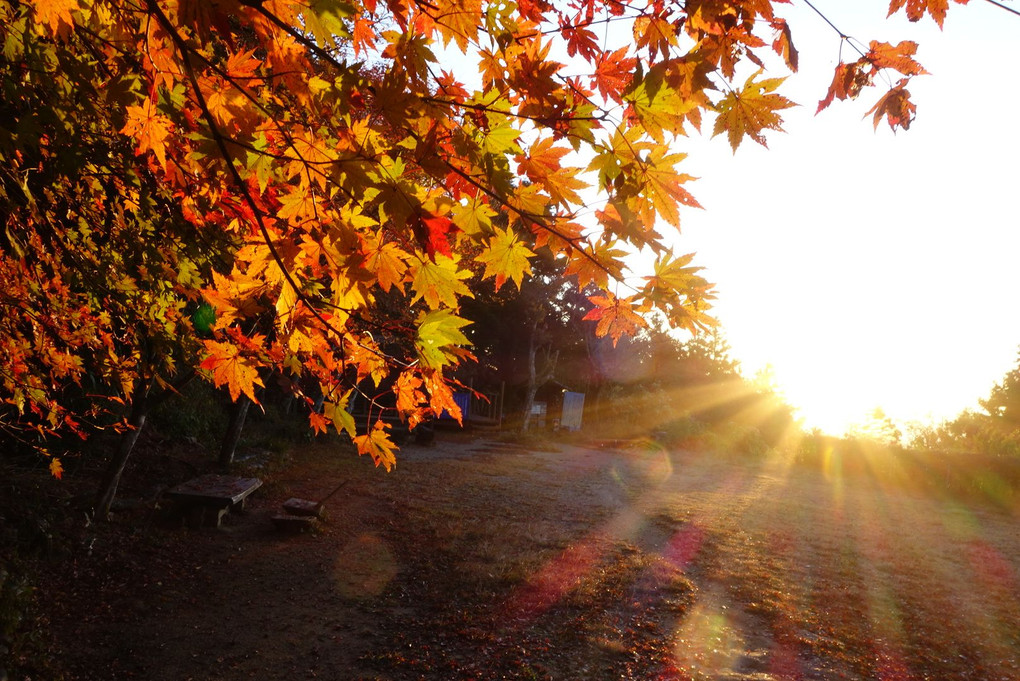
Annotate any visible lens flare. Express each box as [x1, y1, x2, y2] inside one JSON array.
[[333, 533, 398, 599]]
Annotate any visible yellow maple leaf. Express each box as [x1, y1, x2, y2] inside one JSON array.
[[363, 233, 409, 293], [635, 147, 701, 228], [323, 394, 357, 438], [49, 457, 64, 479], [415, 309, 473, 370], [410, 253, 473, 309], [277, 184, 322, 225], [432, 0, 482, 52], [476, 227, 535, 291], [451, 196, 496, 236], [354, 420, 397, 471], [712, 71, 796, 152]]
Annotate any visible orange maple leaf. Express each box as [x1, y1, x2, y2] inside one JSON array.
[[771, 19, 799, 72], [394, 370, 426, 420], [591, 46, 637, 104], [866, 40, 927, 77], [432, 0, 482, 53], [49, 457, 64, 479], [277, 184, 322, 225], [309, 410, 329, 435], [866, 79, 917, 131], [200, 340, 264, 402], [583, 293, 648, 346], [121, 99, 173, 169], [516, 137, 587, 207], [817, 61, 871, 114], [225, 48, 261, 79], [633, 15, 678, 61], [636, 147, 701, 228], [352, 17, 377, 57], [422, 369, 462, 425], [564, 241, 626, 290], [888, 0, 968, 29], [32, 0, 80, 37], [364, 235, 409, 294], [354, 421, 397, 470]]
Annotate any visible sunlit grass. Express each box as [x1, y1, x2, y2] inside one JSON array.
[[395, 436, 1020, 679]]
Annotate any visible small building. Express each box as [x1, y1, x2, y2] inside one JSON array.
[[533, 381, 585, 432]]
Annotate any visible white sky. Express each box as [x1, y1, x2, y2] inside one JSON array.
[[667, 2, 1020, 434]]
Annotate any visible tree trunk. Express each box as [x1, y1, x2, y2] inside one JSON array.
[[218, 395, 251, 468], [521, 316, 540, 431], [94, 381, 151, 519], [521, 315, 559, 432]]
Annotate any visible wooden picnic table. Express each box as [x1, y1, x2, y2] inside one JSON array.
[[165, 474, 262, 528]]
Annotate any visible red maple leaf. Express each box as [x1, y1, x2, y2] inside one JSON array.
[[412, 212, 457, 258]]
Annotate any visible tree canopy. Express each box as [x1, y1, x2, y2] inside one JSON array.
[[1, 0, 967, 482]]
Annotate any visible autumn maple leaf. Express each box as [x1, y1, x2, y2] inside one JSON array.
[[713, 71, 796, 151], [817, 61, 871, 114], [200, 340, 264, 402], [583, 293, 648, 346], [771, 19, 799, 72], [308, 410, 329, 435], [415, 308, 473, 370], [476, 227, 535, 291], [636, 146, 701, 228], [121, 99, 174, 169], [422, 370, 463, 424], [410, 253, 473, 309], [394, 370, 426, 420], [565, 240, 626, 290], [412, 212, 457, 258], [323, 396, 357, 438], [432, 0, 483, 52], [363, 232, 409, 293], [866, 79, 917, 131], [888, 0, 969, 29], [866, 40, 928, 78], [33, 0, 80, 37], [591, 46, 637, 103], [354, 421, 398, 470], [516, 137, 588, 207]]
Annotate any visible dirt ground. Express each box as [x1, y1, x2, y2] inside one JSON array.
[[36, 434, 1020, 680]]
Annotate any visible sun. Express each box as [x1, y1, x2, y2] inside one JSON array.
[[765, 364, 892, 438]]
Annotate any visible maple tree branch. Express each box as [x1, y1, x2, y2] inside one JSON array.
[[799, 0, 866, 58], [243, 2, 348, 73], [422, 96, 608, 123], [983, 0, 1020, 17]]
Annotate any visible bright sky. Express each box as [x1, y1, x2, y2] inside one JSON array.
[[667, 2, 1020, 435]]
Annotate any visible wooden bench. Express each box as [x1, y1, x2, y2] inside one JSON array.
[[165, 474, 262, 528]]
